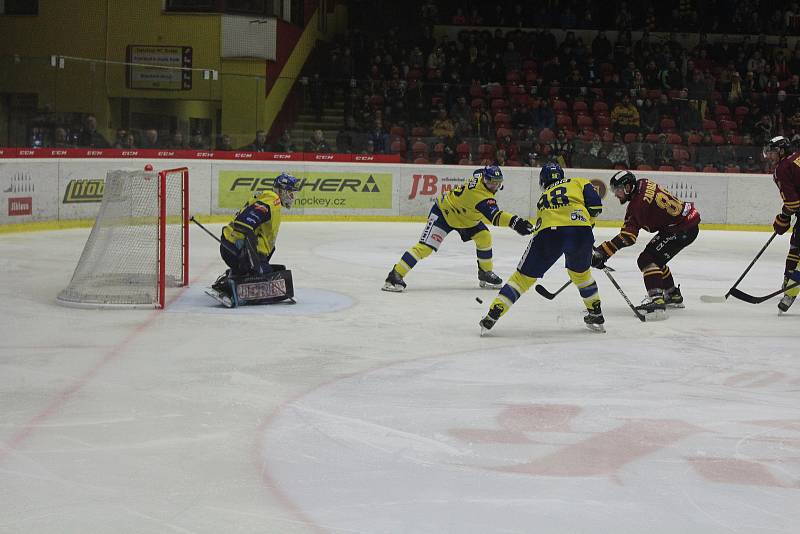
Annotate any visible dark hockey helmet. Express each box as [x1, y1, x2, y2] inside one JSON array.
[[762, 135, 791, 161], [273, 172, 300, 208], [609, 170, 637, 204], [479, 164, 504, 192], [539, 162, 565, 189]]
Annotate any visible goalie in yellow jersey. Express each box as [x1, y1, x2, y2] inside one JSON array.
[[382, 165, 534, 292], [480, 162, 606, 334]]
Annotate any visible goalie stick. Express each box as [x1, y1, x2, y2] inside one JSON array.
[[728, 280, 800, 304], [700, 232, 777, 303], [602, 268, 646, 322]]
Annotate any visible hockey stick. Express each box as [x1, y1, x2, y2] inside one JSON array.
[[602, 267, 646, 322], [535, 280, 571, 300], [534, 266, 616, 300], [190, 215, 236, 254], [728, 280, 800, 304], [700, 232, 778, 303]]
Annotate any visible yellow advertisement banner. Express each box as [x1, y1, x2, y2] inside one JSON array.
[[218, 170, 392, 209]]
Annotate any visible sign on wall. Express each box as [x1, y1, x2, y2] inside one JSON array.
[[217, 169, 393, 210], [126, 45, 193, 90]]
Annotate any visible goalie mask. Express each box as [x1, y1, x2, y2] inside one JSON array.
[[609, 170, 637, 205], [273, 172, 300, 208]]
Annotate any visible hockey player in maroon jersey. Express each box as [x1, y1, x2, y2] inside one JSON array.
[[763, 135, 800, 313], [591, 170, 700, 317]]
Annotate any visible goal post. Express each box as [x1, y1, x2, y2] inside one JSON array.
[[57, 166, 189, 309]]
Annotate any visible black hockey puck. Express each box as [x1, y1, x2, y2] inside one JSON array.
[[475, 297, 484, 304]]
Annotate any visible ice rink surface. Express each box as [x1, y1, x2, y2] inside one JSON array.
[[1, 221, 799, 534]]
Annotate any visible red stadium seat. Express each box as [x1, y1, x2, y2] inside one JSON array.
[[678, 165, 696, 172], [413, 157, 429, 164], [412, 141, 428, 156], [552, 100, 568, 112], [457, 142, 471, 156], [702, 165, 717, 172], [636, 164, 654, 170], [577, 115, 594, 128], [623, 133, 637, 144], [390, 139, 406, 153], [538, 128, 555, 143], [390, 126, 406, 137], [478, 143, 494, 158], [658, 165, 675, 171], [660, 118, 677, 132], [556, 114, 573, 128], [595, 115, 611, 129], [573, 101, 588, 113], [592, 101, 609, 113], [411, 126, 429, 137], [703, 119, 718, 132], [720, 120, 738, 132], [488, 84, 505, 99]]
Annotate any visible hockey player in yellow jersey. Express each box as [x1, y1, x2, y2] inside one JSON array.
[[480, 162, 605, 334], [383, 165, 534, 292], [207, 172, 299, 307]]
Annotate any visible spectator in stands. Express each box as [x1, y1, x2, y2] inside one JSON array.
[[243, 130, 269, 152], [591, 30, 612, 61], [638, 97, 659, 134], [533, 99, 555, 132], [164, 130, 185, 149], [610, 94, 640, 136], [121, 132, 136, 149], [336, 116, 361, 153], [630, 132, 654, 168], [305, 129, 331, 153], [141, 128, 160, 150], [273, 130, 296, 153], [654, 133, 674, 167], [51, 126, 73, 148], [607, 133, 630, 168], [449, 95, 471, 126], [431, 109, 455, 139], [112, 128, 127, 148], [678, 99, 703, 132], [216, 134, 234, 151], [552, 129, 574, 167], [188, 130, 209, 150], [752, 114, 774, 145], [497, 134, 520, 163], [367, 119, 389, 153], [77, 114, 110, 148]]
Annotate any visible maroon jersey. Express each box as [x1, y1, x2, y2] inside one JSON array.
[[773, 151, 800, 216], [599, 179, 700, 258]]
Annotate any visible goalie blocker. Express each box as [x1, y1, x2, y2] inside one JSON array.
[[211, 268, 295, 308]]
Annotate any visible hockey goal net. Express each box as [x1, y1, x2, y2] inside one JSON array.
[[57, 167, 189, 308]]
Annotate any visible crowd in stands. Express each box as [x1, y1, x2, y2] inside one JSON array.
[[15, 0, 800, 174], [304, 0, 800, 172]]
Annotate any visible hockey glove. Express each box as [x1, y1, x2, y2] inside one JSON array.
[[509, 215, 534, 236], [773, 213, 791, 235], [591, 247, 609, 269]]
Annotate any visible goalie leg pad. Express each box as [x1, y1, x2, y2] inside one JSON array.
[[230, 270, 294, 305]]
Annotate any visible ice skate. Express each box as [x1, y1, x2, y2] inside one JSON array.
[[665, 285, 685, 309], [382, 268, 406, 292], [778, 294, 795, 314], [635, 292, 667, 320], [204, 287, 234, 308], [479, 304, 504, 336], [583, 301, 605, 333], [478, 267, 503, 289]]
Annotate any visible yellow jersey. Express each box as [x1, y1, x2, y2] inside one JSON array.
[[435, 174, 514, 228], [222, 190, 284, 257], [534, 177, 602, 235]]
